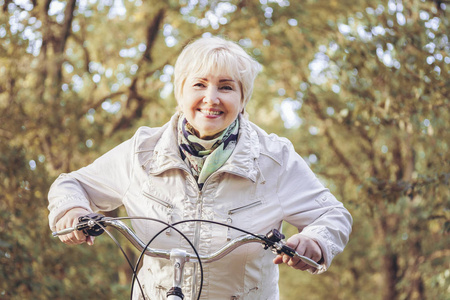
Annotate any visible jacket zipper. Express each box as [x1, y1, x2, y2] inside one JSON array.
[[226, 200, 263, 240], [228, 200, 262, 215], [150, 165, 257, 299], [142, 190, 174, 234], [193, 190, 203, 242], [142, 190, 174, 209], [190, 190, 203, 300]]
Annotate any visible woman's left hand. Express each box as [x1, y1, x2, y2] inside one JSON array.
[[272, 234, 323, 271]]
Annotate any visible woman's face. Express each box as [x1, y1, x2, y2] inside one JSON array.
[[180, 73, 242, 139]]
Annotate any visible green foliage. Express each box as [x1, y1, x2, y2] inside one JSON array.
[[1, 0, 448, 299]]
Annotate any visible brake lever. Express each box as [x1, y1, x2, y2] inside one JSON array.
[[263, 229, 322, 270], [263, 229, 292, 255]]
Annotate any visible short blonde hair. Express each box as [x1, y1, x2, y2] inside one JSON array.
[[173, 36, 261, 111]]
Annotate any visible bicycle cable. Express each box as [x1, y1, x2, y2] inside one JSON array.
[[87, 216, 291, 300], [84, 217, 146, 298]]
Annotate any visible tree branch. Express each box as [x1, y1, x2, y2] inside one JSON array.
[[57, 0, 77, 54], [305, 92, 361, 184], [141, 8, 165, 63], [82, 91, 126, 115]]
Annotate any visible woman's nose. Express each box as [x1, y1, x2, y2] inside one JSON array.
[[203, 87, 220, 104]]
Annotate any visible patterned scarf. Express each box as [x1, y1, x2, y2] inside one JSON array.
[[178, 115, 239, 189]]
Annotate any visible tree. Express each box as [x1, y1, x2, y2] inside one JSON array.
[[251, 1, 449, 299]]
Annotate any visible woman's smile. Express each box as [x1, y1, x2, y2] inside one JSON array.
[[198, 109, 223, 116]]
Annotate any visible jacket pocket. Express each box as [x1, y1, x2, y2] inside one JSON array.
[[142, 190, 174, 235], [226, 200, 263, 240], [228, 200, 263, 215]]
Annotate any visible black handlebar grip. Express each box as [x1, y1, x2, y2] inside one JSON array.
[[280, 245, 296, 257]]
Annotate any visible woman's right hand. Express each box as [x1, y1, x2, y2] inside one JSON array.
[[55, 207, 95, 246]]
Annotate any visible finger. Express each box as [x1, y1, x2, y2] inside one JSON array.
[[69, 235, 85, 245], [275, 254, 312, 271], [304, 247, 322, 264], [295, 256, 320, 271], [66, 233, 83, 244], [293, 260, 308, 270], [86, 236, 95, 246], [287, 257, 300, 268], [283, 254, 304, 269], [298, 263, 311, 271], [59, 233, 78, 245], [58, 227, 85, 245], [290, 249, 320, 270], [288, 256, 309, 270], [285, 235, 301, 249], [70, 216, 87, 243], [74, 229, 87, 242], [273, 254, 284, 264], [57, 224, 75, 244], [274, 254, 296, 267], [295, 243, 307, 256]]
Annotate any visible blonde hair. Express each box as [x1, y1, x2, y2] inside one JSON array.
[[173, 36, 261, 112]]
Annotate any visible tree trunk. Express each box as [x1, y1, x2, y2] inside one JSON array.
[[377, 212, 400, 300], [382, 251, 399, 300]]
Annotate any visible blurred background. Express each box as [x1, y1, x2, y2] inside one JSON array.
[[0, 0, 449, 299]]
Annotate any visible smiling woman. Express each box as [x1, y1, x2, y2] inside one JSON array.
[[48, 36, 352, 300]]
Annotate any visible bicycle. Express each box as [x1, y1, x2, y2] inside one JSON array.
[[52, 213, 324, 300]]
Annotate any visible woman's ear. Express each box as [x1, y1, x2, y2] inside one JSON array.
[[240, 97, 246, 114], [240, 109, 249, 119]]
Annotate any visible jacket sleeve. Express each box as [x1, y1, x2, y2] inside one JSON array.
[[47, 133, 137, 231], [277, 140, 353, 272]]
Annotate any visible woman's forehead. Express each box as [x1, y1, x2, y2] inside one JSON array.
[[190, 54, 240, 77], [187, 72, 236, 81]]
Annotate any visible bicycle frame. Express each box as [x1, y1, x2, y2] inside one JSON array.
[[53, 214, 324, 300]]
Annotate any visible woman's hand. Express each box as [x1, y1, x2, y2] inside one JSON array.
[[55, 207, 95, 246], [273, 234, 322, 271]]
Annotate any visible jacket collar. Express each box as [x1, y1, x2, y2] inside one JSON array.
[[219, 114, 260, 182], [147, 113, 261, 183]]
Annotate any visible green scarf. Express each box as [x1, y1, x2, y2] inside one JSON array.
[[177, 115, 239, 189]]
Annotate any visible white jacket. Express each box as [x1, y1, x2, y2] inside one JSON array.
[[48, 113, 352, 300]]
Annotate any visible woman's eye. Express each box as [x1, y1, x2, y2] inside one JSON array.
[[194, 83, 205, 88], [220, 85, 233, 90]]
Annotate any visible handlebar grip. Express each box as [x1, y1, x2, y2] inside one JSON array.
[[52, 213, 106, 237], [281, 244, 322, 269], [263, 229, 322, 269], [52, 227, 75, 237], [280, 245, 296, 257]]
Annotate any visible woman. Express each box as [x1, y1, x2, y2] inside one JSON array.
[[48, 36, 352, 299]]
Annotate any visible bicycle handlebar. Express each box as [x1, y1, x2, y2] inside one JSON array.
[[52, 214, 323, 270]]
